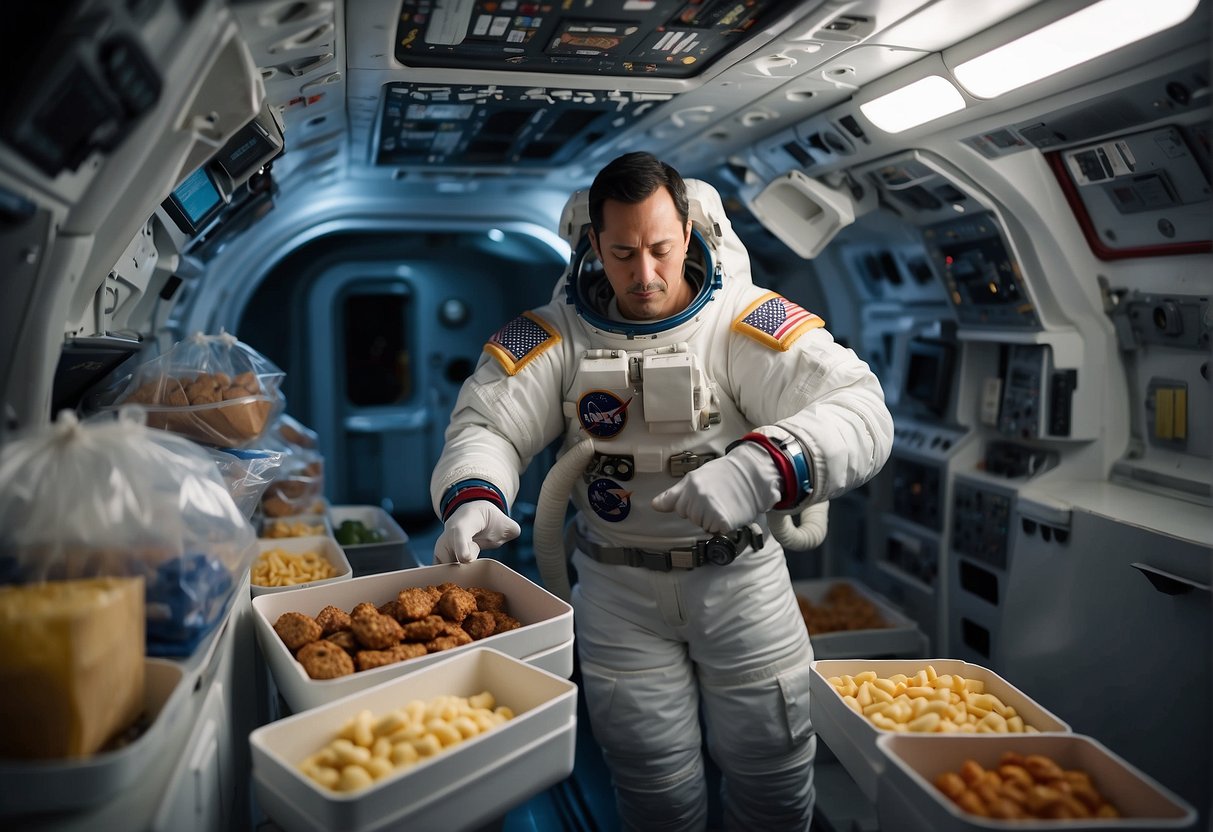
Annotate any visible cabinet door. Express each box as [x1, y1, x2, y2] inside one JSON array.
[[1002, 509, 1210, 821], [154, 681, 230, 832]]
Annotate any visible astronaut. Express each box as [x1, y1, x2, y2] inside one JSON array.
[[430, 152, 893, 830]]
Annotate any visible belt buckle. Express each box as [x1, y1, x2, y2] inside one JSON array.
[[700, 535, 738, 566], [640, 550, 672, 572]]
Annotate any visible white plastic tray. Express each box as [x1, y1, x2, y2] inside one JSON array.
[[810, 658, 1071, 802], [0, 658, 189, 816], [876, 733, 1197, 831], [251, 535, 353, 597], [260, 512, 334, 541], [250, 648, 578, 832], [329, 505, 414, 576], [792, 578, 926, 659], [252, 559, 574, 712]]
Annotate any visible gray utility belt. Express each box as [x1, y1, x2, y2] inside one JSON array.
[[568, 523, 763, 572]]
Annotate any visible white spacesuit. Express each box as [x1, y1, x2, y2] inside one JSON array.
[[431, 177, 893, 830]]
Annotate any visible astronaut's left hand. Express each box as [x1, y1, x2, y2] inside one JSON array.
[[651, 442, 781, 534]]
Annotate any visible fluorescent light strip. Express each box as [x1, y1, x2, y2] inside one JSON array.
[[953, 0, 1200, 99], [859, 75, 967, 134]]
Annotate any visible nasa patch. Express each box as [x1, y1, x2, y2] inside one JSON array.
[[587, 478, 631, 523], [577, 390, 631, 439]]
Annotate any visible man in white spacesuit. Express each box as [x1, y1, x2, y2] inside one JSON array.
[[430, 152, 893, 830]]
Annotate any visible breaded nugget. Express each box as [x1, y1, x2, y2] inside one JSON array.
[[425, 629, 473, 652], [273, 611, 322, 651], [489, 610, 522, 633], [396, 587, 438, 620], [378, 599, 403, 620], [355, 642, 428, 671], [350, 608, 405, 649], [436, 586, 477, 623], [462, 610, 496, 640], [325, 630, 359, 653], [470, 587, 507, 612], [351, 602, 379, 618], [315, 604, 351, 635], [400, 614, 446, 642], [435, 582, 459, 593], [297, 640, 355, 679]]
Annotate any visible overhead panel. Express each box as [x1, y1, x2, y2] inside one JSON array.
[[394, 0, 803, 78], [376, 83, 671, 165]]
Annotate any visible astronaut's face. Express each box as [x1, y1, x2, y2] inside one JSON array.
[[589, 189, 694, 321]]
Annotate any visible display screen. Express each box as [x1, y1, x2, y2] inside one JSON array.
[[904, 338, 955, 418], [163, 166, 224, 235]]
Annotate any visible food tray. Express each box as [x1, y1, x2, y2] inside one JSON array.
[[329, 505, 415, 576], [0, 658, 189, 816], [810, 659, 1071, 802], [251, 535, 353, 597], [250, 648, 578, 832], [792, 578, 927, 659], [875, 733, 1197, 831], [252, 559, 574, 712], [260, 512, 334, 541]]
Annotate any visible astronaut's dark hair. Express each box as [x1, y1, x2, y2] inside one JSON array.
[[588, 152, 689, 234]]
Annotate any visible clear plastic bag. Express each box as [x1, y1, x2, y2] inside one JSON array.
[[110, 331, 285, 446], [259, 414, 326, 517], [207, 446, 285, 520], [0, 410, 258, 656]]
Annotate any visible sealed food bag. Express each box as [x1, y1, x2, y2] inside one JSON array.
[[0, 577, 144, 759], [270, 412, 319, 450], [0, 410, 258, 656], [113, 330, 285, 446], [259, 415, 327, 517], [208, 446, 285, 520]]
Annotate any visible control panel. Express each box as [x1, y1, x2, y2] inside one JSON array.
[[997, 344, 1077, 440]]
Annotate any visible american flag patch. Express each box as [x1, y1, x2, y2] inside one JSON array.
[[732, 292, 823, 351], [484, 311, 561, 375]]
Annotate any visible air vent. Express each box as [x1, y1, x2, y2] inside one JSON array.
[[783, 141, 814, 167], [816, 15, 875, 42], [896, 186, 943, 212], [838, 115, 868, 143]]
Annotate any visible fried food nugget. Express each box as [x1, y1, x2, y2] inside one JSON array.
[[351, 602, 379, 618], [436, 587, 477, 623], [470, 587, 507, 612], [425, 629, 473, 652], [297, 640, 355, 679], [396, 587, 438, 620], [378, 599, 404, 620], [488, 610, 522, 633], [315, 604, 352, 635], [355, 642, 428, 671], [461, 611, 496, 640], [325, 631, 359, 654], [400, 614, 446, 642], [274, 611, 322, 651], [350, 608, 405, 649]]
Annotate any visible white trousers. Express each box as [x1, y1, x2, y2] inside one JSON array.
[[571, 539, 816, 831]]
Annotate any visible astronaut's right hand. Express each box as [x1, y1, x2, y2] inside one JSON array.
[[433, 501, 522, 564]]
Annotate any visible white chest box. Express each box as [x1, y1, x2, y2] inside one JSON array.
[[252, 558, 574, 713], [249, 647, 578, 832], [810, 659, 1071, 802], [792, 578, 927, 659], [251, 535, 353, 597], [875, 733, 1197, 832]]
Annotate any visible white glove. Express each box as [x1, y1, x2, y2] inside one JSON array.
[[651, 442, 781, 534], [433, 502, 521, 564]]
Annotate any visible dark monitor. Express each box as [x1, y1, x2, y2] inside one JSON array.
[[903, 337, 956, 418], [162, 164, 226, 235]]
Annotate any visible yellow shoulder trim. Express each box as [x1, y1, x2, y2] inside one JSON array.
[[483, 311, 562, 375], [731, 291, 824, 351]]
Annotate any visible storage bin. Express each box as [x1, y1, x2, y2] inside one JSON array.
[[875, 732, 1197, 831], [249, 647, 578, 832], [0, 658, 189, 816], [251, 535, 353, 597], [810, 658, 1071, 802], [329, 505, 414, 576], [252, 558, 574, 712], [792, 578, 927, 659]]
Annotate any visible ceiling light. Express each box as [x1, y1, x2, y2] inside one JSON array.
[[953, 0, 1200, 99], [859, 76, 967, 134]]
